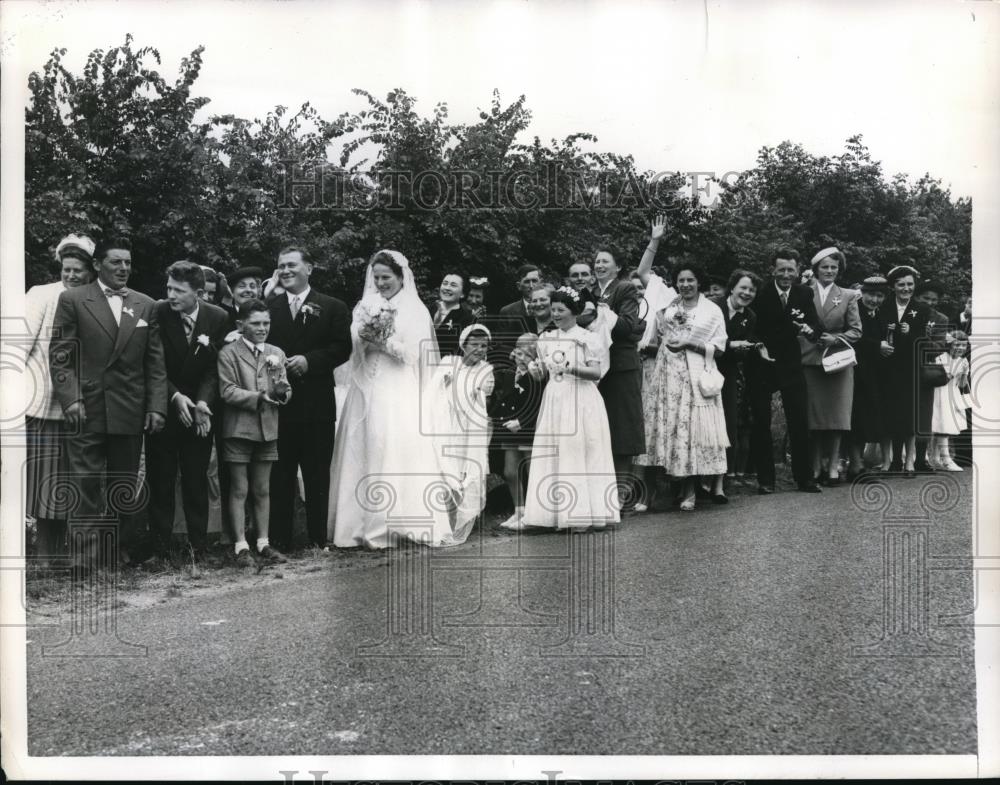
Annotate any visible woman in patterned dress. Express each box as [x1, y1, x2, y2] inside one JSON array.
[[644, 262, 729, 511]]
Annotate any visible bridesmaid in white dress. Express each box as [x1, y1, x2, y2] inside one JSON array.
[[519, 287, 620, 531], [328, 250, 475, 549]]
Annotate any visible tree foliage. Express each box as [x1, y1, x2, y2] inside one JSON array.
[[25, 38, 972, 310]]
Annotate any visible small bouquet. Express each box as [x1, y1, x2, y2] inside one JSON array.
[[356, 300, 397, 346], [264, 354, 291, 403], [665, 304, 691, 341]]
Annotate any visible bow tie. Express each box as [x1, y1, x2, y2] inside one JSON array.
[[105, 288, 128, 298]]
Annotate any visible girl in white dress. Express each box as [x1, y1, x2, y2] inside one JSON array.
[[431, 324, 495, 541], [328, 250, 476, 549], [519, 288, 620, 530], [929, 331, 970, 471]]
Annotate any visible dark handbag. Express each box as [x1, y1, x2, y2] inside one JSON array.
[[921, 362, 950, 387]]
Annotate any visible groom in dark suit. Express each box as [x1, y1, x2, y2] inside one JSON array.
[[266, 246, 352, 550], [50, 238, 168, 571], [746, 250, 823, 494], [146, 261, 230, 558]]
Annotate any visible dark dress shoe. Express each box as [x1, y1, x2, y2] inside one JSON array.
[[826, 476, 842, 487], [914, 462, 935, 474], [234, 549, 256, 568], [259, 546, 288, 564], [797, 482, 822, 493], [757, 486, 776, 495], [711, 493, 729, 505]]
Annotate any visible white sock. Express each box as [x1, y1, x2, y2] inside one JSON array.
[[234, 540, 249, 555], [256, 537, 270, 552]]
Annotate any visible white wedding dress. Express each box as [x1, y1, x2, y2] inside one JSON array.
[[328, 251, 479, 549]]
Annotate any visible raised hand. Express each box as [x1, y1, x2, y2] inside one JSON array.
[[650, 214, 667, 242]]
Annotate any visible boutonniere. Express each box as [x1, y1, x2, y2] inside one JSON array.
[[908, 310, 917, 318], [444, 319, 454, 330], [300, 303, 320, 322], [831, 297, 842, 307], [193, 333, 210, 354], [264, 354, 282, 369], [789, 307, 804, 320], [122, 306, 135, 318]]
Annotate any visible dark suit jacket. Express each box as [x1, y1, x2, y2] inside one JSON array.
[[498, 299, 533, 341], [50, 281, 168, 435], [748, 280, 822, 384], [432, 303, 476, 357], [266, 288, 351, 424], [713, 297, 757, 378], [154, 301, 230, 416], [593, 278, 645, 373]]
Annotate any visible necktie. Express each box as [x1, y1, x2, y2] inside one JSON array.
[[105, 288, 127, 299], [780, 290, 788, 308], [181, 314, 195, 344], [290, 295, 301, 319]]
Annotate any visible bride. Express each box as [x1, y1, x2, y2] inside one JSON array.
[[328, 250, 478, 548]]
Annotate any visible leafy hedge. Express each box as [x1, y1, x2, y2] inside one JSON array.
[[26, 36, 971, 312]]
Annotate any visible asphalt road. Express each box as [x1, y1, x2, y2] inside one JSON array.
[[25, 471, 978, 756]]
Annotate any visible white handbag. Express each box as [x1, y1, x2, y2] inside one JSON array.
[[821, 336, 857, 374], [698, 343, 725, 398]]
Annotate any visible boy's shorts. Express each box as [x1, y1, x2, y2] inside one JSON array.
[[222, 437, 279, 464]]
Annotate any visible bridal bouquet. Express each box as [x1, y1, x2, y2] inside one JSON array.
[[356, 300, 397, 346]]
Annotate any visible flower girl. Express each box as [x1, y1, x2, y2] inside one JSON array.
[[432, 324, 495, 537], [929, 330, 970, 471]]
